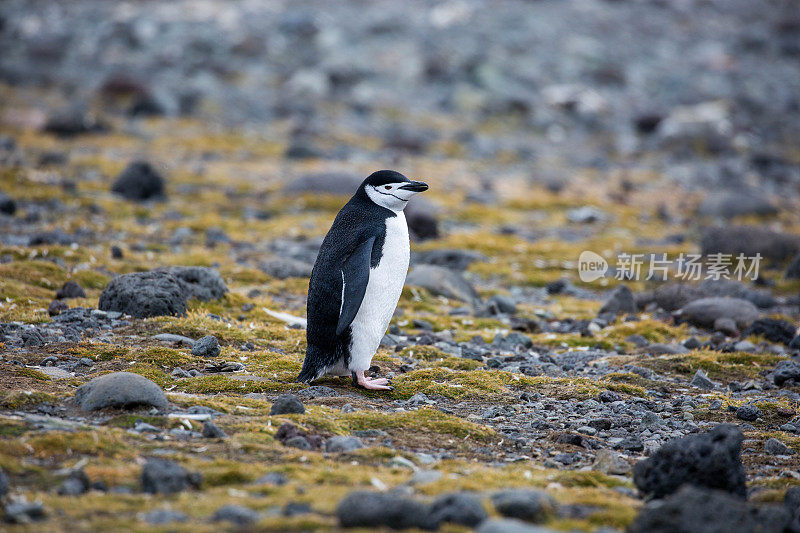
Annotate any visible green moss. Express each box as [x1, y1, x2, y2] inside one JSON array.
[[11, 367, 52, 381], [1, 390, 59, 409]]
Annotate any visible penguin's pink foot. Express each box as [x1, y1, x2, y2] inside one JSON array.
[[353, 370, 392, 391]]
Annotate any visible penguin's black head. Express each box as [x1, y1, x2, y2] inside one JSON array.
[[360, 170, 428, 212]]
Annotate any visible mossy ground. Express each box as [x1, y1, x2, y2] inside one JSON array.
[[2, 82, 800, 531]]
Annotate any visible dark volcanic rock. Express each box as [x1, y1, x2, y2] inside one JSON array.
[[743, 318, 796, 345], [270, 394, 305, 415], [141, 458, 201, 494], [99, 271, 187, 318], [633, 424, 746, 499], [736, 404, 761, 421], [111, 161, 166, 201], [773, 360, 800, 386], [0, 192, 16, 215], [700, 226, 800, 263], [676, 297, 759, 329], [598, 285, 636, 315], [74, 372, 169, 412], [336, 491, 430, 529], [491, 489, 555, 522], [426, 492, 488, 528], [191, 335, 221, 358], [56, 280, 86, 300], [628, 486, 789, 533], [162, 266, 228, 301]]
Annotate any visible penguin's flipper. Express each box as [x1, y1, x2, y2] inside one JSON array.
[[336, 235, 375, 336]]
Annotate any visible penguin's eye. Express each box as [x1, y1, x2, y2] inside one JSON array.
[[384, 185, 392, 190]]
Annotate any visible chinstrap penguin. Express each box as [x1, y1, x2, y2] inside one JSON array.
[[297, 170, 429, 390]]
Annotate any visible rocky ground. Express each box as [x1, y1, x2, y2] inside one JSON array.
[[2, 0, 800, 531]]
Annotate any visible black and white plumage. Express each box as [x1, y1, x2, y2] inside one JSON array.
[[297, 170, 429, 390]]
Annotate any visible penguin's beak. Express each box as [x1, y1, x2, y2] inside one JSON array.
[[398, 181, 429, 193]]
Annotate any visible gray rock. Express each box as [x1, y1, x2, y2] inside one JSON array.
[[491, 489, 555, 522], [734, 340, 757, 352], [488, 294, 517, 315], [270, 394, 305, 415], [743, 318, 797, 345], [405, 197, 440, 241], [57, 469, 90, 496], [3, 501, 46, 524], [406, 265, 479, 304], [427, 492, 488, 528], [56, 280, 86, 300], [736, 405, 761, 421], [260, 258, 313, 279], [697, 190, 777, 219], [141, 458, 201, 494], [202, 421, 227, 439], [284, 436, 311, 450], [141, 509, 188, 525], [296, 386, 339, 398], [99, 271, 187, 318], [677, 297, 759, 329], [774, 360, 800, 386], [211, 505, 260, 525], [599, 285, 636, 315], [633, 424, 746, 499], [254, 472, 288, 486], [74, 372, 168, 412], [701, 225, 800, 263], [714, 317, 739, 336], [592, 449, 631, 475], [336, 490, 430, 529], [647, 343, 689, 355], [629, 486, 789, 533], [162, 266, 228, 301], [325, 436, 363, 453], [477, 519, 560, 533], [112, 161, 166, 202], [691, 369, 716, 390], [0, 469, 7, 497], [153, 333, 195, 346], [0, 192, 16, 215], [408, 470, 442, 486], [765, 438, 793, 455], [191, 335, 221, 358]]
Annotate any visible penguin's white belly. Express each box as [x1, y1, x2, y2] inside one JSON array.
[[347, 213, 409, 371]]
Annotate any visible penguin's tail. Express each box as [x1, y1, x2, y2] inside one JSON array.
[[296, 345, 325, 383]]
